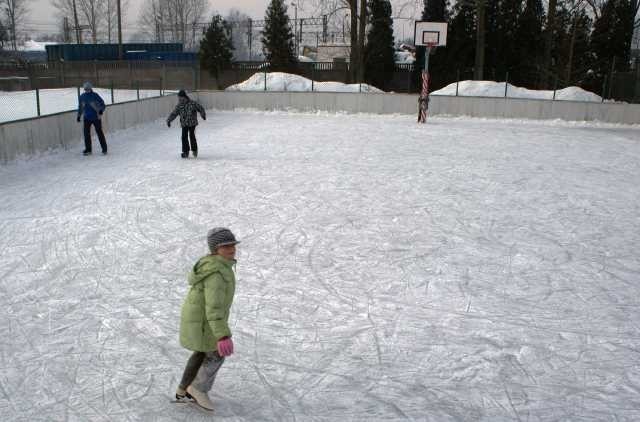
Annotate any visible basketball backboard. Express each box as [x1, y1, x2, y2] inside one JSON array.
[[414, 22, 448, 47]]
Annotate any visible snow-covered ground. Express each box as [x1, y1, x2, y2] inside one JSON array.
[[433, 80, 602, 102], [1, 111, 640, 421], [225, 72, 383, 93], [0, 88, 164, 123]]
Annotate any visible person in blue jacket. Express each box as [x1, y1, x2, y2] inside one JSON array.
[[77, 82, 108, 156]]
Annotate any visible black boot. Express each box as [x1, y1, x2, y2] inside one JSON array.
[[181, 152, 188, 158], [83, 150, 92, 156]]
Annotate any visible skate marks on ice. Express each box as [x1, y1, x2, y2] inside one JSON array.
[[1, 112, 640, 420]]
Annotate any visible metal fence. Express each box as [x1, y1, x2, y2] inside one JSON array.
[[0, 79, 174, 124]]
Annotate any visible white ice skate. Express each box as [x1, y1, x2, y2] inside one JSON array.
[[186, 385, 214, 411]]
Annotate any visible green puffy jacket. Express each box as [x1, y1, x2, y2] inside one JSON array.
[[179, 254, 236, 352]]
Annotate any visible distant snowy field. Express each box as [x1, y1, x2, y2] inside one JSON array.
[[0, 87, 163, 123], [1, 111, 640, 421]]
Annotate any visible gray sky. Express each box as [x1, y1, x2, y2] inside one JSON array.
[[26, 0, 420, 41], [28, 0, 272, 34]]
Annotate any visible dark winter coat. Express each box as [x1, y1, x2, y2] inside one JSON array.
[[179, 254, 236, 352], [167, 97, 206, 128], [78, 91, 106, 121]]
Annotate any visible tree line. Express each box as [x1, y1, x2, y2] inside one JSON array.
[[422, 0, 639, 93]]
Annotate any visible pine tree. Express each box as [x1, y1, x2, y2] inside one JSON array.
[[513, 0, 545, 87], [199, 15, 234, 84], [485, 0, 522, 81], [443, 1, 475, 80], [261, 0, 297, 71], [364, 0, 396, 90], [552, 4, 591, 87]]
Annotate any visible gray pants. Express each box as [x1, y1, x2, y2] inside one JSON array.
[[180, 351, 225, 393]]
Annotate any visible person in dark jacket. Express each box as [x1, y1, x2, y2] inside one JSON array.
[[167, 90, 206, 158], [77, 81, 107, 156]]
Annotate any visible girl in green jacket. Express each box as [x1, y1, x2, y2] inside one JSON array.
[[175, 227, 239, 411]]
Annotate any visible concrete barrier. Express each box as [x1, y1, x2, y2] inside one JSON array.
[[0, 94, 177, 164], [194, 91, 640, 125]]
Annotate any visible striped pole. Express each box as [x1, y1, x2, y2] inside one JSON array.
[[418, 44, 434, 123]]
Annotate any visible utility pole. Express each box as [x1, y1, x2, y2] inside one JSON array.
[[291, 2, 298, 56], [72, 0, 81, 44], [63, 17, 71, 43], [247, 18, 253, 60], [117, 0, 123, 59]]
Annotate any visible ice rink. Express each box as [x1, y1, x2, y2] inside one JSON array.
[[1, 111, 640, 421]]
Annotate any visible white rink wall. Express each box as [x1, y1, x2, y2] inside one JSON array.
[[195, 91, 640, 124], [0, 95, 178, 163], [2, 91, 640, 164]]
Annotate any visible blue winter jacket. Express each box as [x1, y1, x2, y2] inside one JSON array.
[[78, 91, 106, 121]]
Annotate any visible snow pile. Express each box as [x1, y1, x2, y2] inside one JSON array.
[[225, 72, 383, 93], [433, 80, 602, 102]]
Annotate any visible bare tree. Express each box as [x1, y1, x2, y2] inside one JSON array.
[[226, 8, 251, 60], [105, 0, 129, 42], [77, 0, 104, 43], [138, 0, 208, 49], [2, 0, 30, 50]]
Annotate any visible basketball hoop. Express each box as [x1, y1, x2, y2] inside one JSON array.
[[414, 22, 447, 124]]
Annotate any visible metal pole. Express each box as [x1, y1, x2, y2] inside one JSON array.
[[552, 75, 558, 100], [36, 88, 41, 117], [504, 71, 509, 98], [117, 0, 123, 59], [293, 3, 298, 56], [608, 57, 616, 99], [111, 80, 114, 104], [456, 69, 460, 96], [137, 81, 140, 100], [247, 19, 253, 61]]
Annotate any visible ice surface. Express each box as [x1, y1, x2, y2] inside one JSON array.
[[1, 111, 640, 421]]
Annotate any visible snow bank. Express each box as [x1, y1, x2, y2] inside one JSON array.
[[432, 80, 602, 102], [225, 72, 383, 93]]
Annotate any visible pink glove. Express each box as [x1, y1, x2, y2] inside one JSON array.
[[217, 337, 234, 357]]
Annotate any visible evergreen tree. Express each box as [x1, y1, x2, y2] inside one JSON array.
[[261, 0, 297, 71], [552, 4, 592, 87], [513, 0, 545, 87], [442, 0, 475, 81], [485, 0, 523, 81], [592, 0, 633, 75], [364, 0, 396, 90], [199, 15, 234, 83]]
